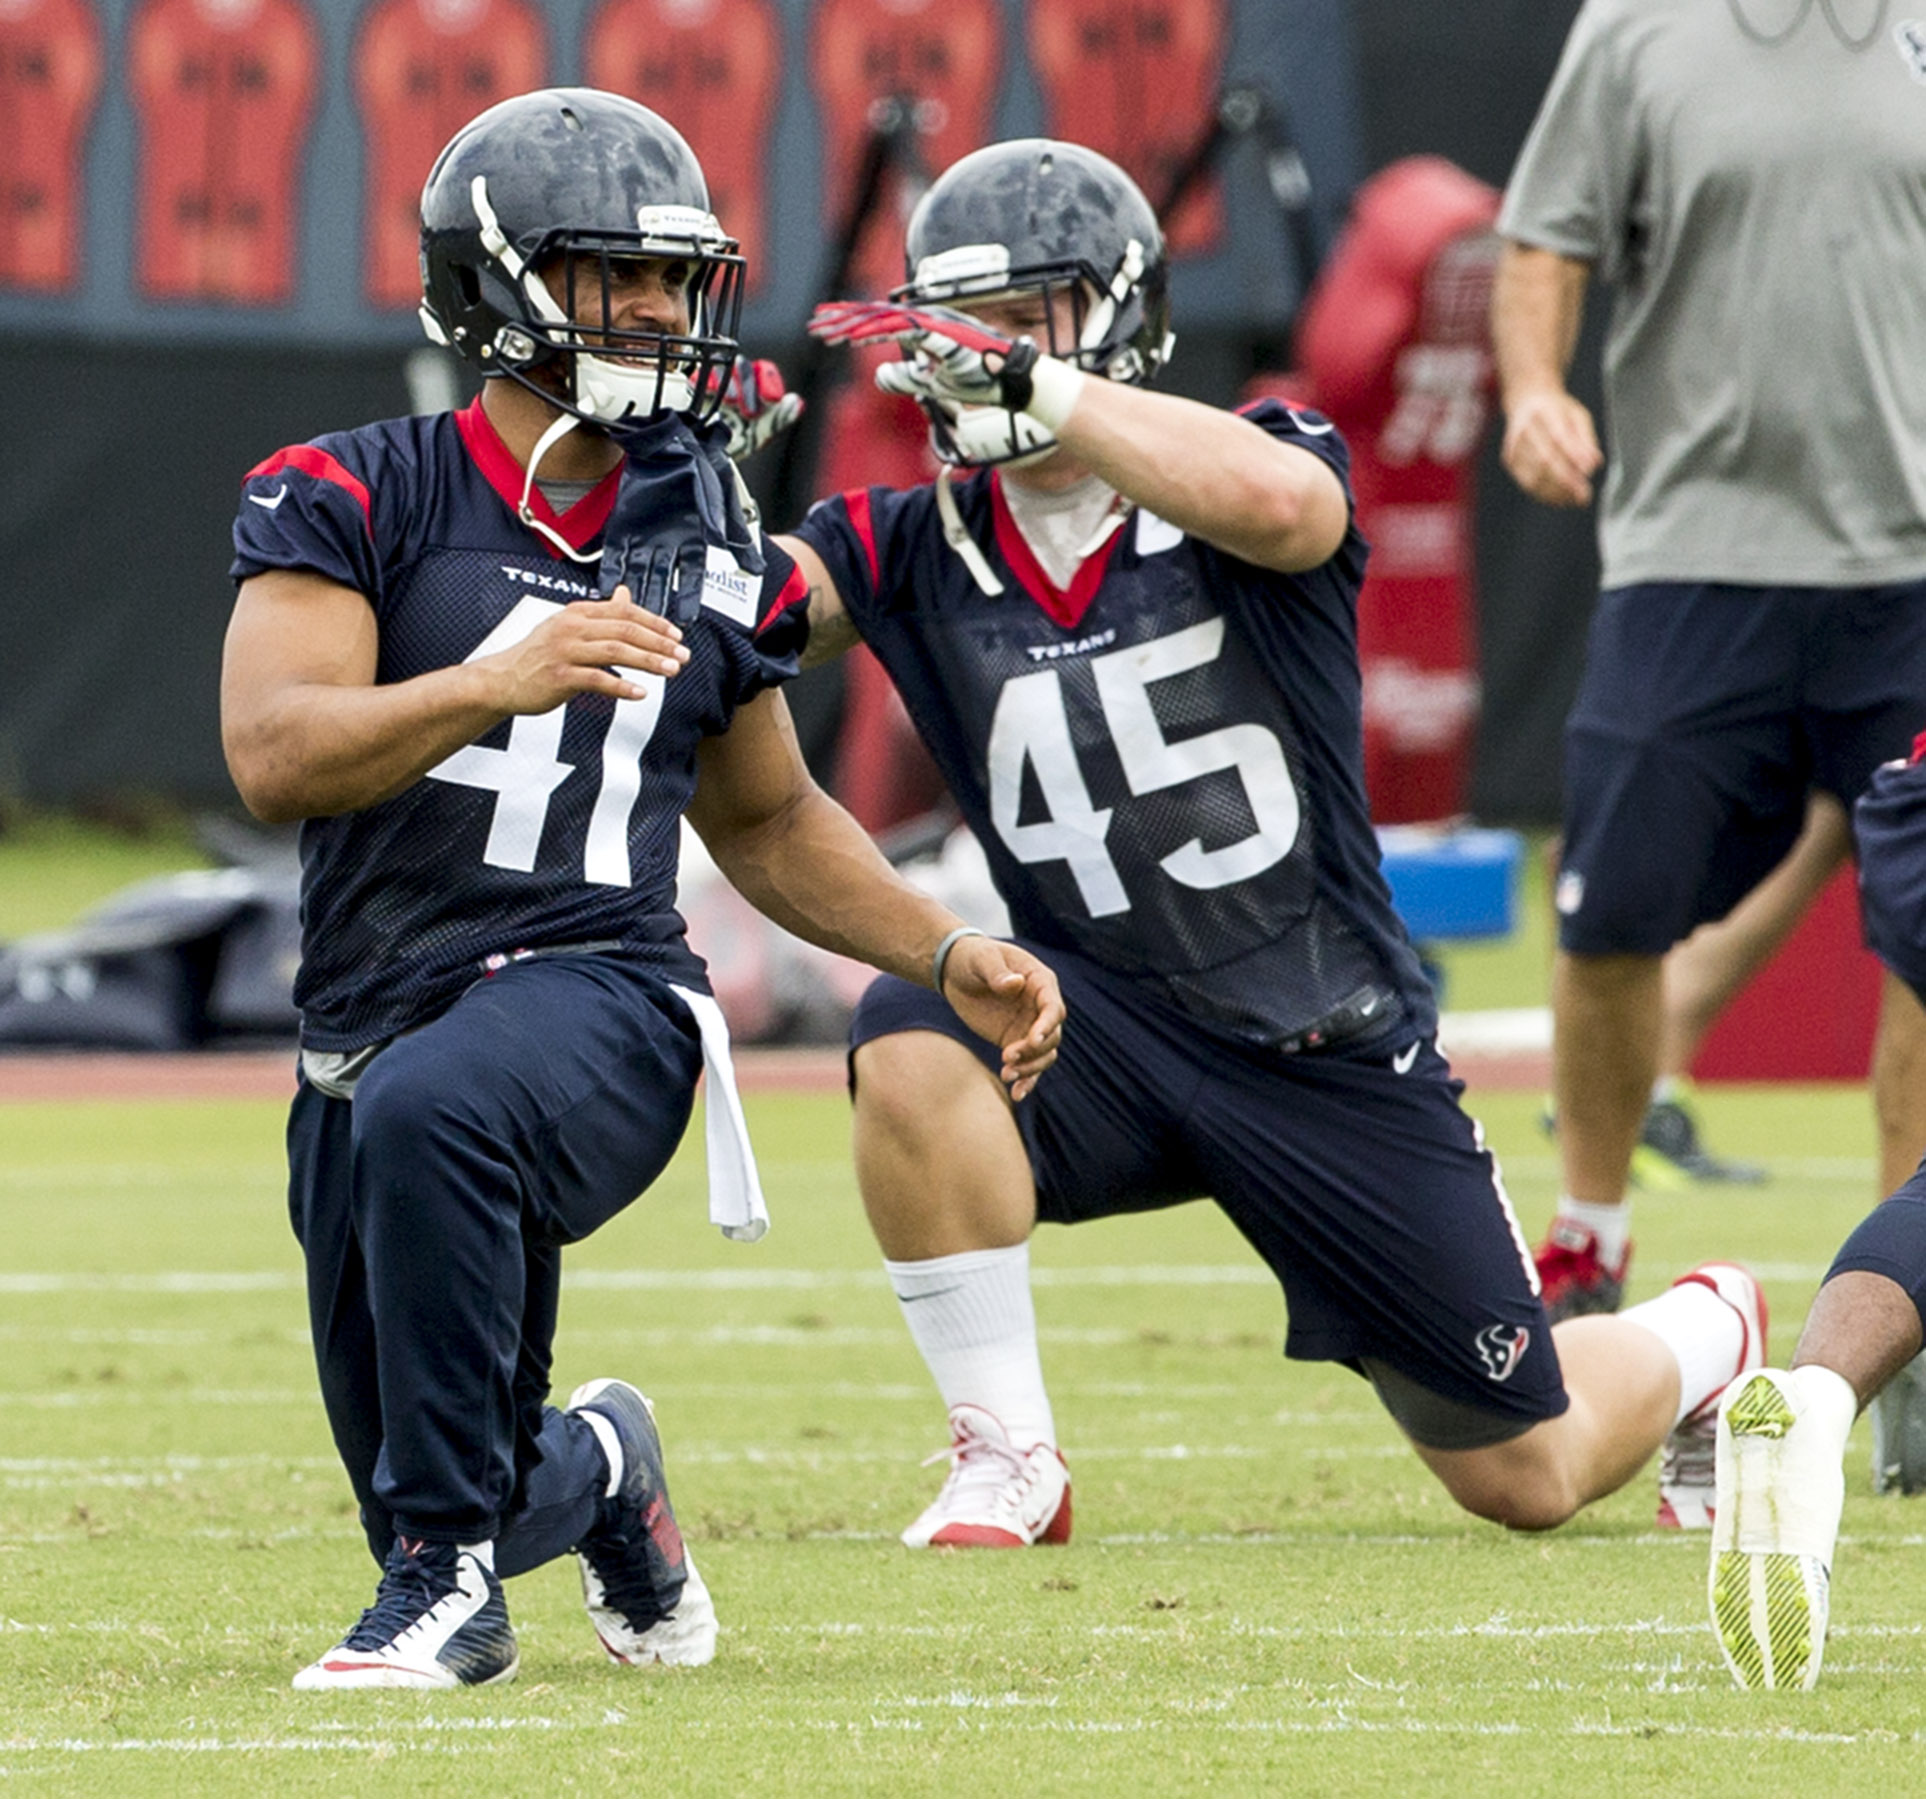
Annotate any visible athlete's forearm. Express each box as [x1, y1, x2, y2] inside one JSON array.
[[1048, 376, 1347, 573], [222, 664, 520, 824], [222, 573, 687, 823], [696, 784, 959, 987]]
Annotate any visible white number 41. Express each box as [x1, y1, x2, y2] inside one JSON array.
[[425, 595, 664, 887]]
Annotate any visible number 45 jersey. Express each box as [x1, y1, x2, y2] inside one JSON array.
[[230, 398, 807, 1053], [794, 399, 1436, 1055]]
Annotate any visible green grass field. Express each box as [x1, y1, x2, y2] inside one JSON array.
[[4, 820, 1924, 1792], [2, 1082, 1919, 1795]]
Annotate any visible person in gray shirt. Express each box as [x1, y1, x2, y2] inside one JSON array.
[[1491, 0, 1926, 1318], [1491, 0, 1926, 1682]]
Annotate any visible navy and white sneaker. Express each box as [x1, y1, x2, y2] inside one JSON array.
[[567, 1379, 717, 1667], [292, 1536, 518, 1690]]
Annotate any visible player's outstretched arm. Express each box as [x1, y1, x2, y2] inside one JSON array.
[[221, 571, 690, 823], [687, 688, 1062, 1097], [774, 534, 862, 670], [808, 300, 1347, 573]]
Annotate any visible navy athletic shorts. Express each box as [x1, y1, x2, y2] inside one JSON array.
[[849, 945, 1567, 1437], [1558, 578, 1926, 956], [1857, 751, 1926, 1003]]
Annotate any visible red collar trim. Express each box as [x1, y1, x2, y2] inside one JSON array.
[[988, 472, 1125, 629], [455, 397, 621, 559]]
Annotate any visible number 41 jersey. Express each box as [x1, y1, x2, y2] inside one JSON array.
[[793, 399, 1436, 1054], [230, 398, 807, 1053]]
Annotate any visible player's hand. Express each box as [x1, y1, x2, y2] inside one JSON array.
[[810, 299, 1043, 412], [477, 585, 690, 713], [936, 936, 1065, 1102], [714, 355, 804, 462], [1500, 386, 1602, 508]]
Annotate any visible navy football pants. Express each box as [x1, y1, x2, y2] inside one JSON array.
[[286, 954, 705, 1561]]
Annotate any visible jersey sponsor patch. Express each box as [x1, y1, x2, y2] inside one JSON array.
[[700, 544, 761, 626]]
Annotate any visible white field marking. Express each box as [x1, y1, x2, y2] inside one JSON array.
[[552, 1326, 1154, 1347], [627, 1441, 1288, 1469], [0, 1260, 1842, 1299], [0, 1328, 217, 1345], [758, 1614, 1926, 1647], [0, 1264, 1276, 1297], [4, 1160, 284, 1188], [565, 1264, 1277, 1290], [698, 1390, 1371, 1421], [0, 1721, 1910, 1754], [1491, 1154, 1873, 1184], [0, 1390, 315, 1408], [0, 1272, 297, 1294]]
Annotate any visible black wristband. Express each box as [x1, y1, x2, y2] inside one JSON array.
[[998, 337, 1040, 410]]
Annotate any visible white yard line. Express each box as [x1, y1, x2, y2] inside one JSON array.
[[0, 1260, 1845, 1296]]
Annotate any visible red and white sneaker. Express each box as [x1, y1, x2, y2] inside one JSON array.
[[901, 1404, 1073, 1549], [1535, 1220, 1631, 1323], [1655, 1262, 1769, 1530]]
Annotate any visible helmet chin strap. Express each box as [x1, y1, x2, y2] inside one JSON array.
[[516, 411, 602, 565]]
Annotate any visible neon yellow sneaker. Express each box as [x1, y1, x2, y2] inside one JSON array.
[[1709, 1370, 1840, 1691]]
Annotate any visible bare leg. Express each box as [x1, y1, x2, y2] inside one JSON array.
[[1657, 792, 1852, 1076], [1412, 1314, 1679, 1529], [1553, 950, 1663, 1205], [1872, 973, 1926, 1197], [1791, 1269, 1924, 1408], [852, 1030, 1035, 1257], [852, 1030, 1070, 1546]]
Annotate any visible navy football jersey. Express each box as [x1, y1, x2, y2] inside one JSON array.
[[231, 397, 807, 1051], [794, 399, 1435, 1052]]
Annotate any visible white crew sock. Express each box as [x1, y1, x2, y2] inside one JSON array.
[[1553, 1193, 1632, 1265], [1787, 1363, 1859, 1450], [884, 1243, 1057, 1450], [1621, 1278, 1746, 1425]]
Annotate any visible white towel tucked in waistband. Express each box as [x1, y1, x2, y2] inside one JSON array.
[[669, 983, 770, 1243]]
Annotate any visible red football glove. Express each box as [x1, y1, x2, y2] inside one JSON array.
[[713, 354, 804, 461], [808, 300, 1041, 411]]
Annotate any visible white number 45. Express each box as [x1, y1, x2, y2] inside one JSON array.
[[986, 618, 1299, 918]]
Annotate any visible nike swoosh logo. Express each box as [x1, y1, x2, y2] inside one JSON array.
[[1391, 1042, 1420, 1074], [248, 485, 289, 510], [898, 1286, 964, 1305], [1286, 410, 1335, 436]]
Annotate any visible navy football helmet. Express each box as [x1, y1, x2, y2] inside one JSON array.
[[894, 139, 1174, 465], [419, 88, 744, 429]]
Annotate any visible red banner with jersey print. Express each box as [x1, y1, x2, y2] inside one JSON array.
[[355, 0, 548, 310], [1027, 0, 1227, 256], [129, 0, 319, 304], [1288, 157, 1502, 824], [0, 0, 103, 293], [584, 0, 780, 292], [809, 0, 1002, 299]]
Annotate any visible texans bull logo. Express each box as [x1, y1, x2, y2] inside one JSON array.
[[1475, 1322, 1531, 1383]]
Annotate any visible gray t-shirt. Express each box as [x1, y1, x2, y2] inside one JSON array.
[[1499, 0, 1926, 588]]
